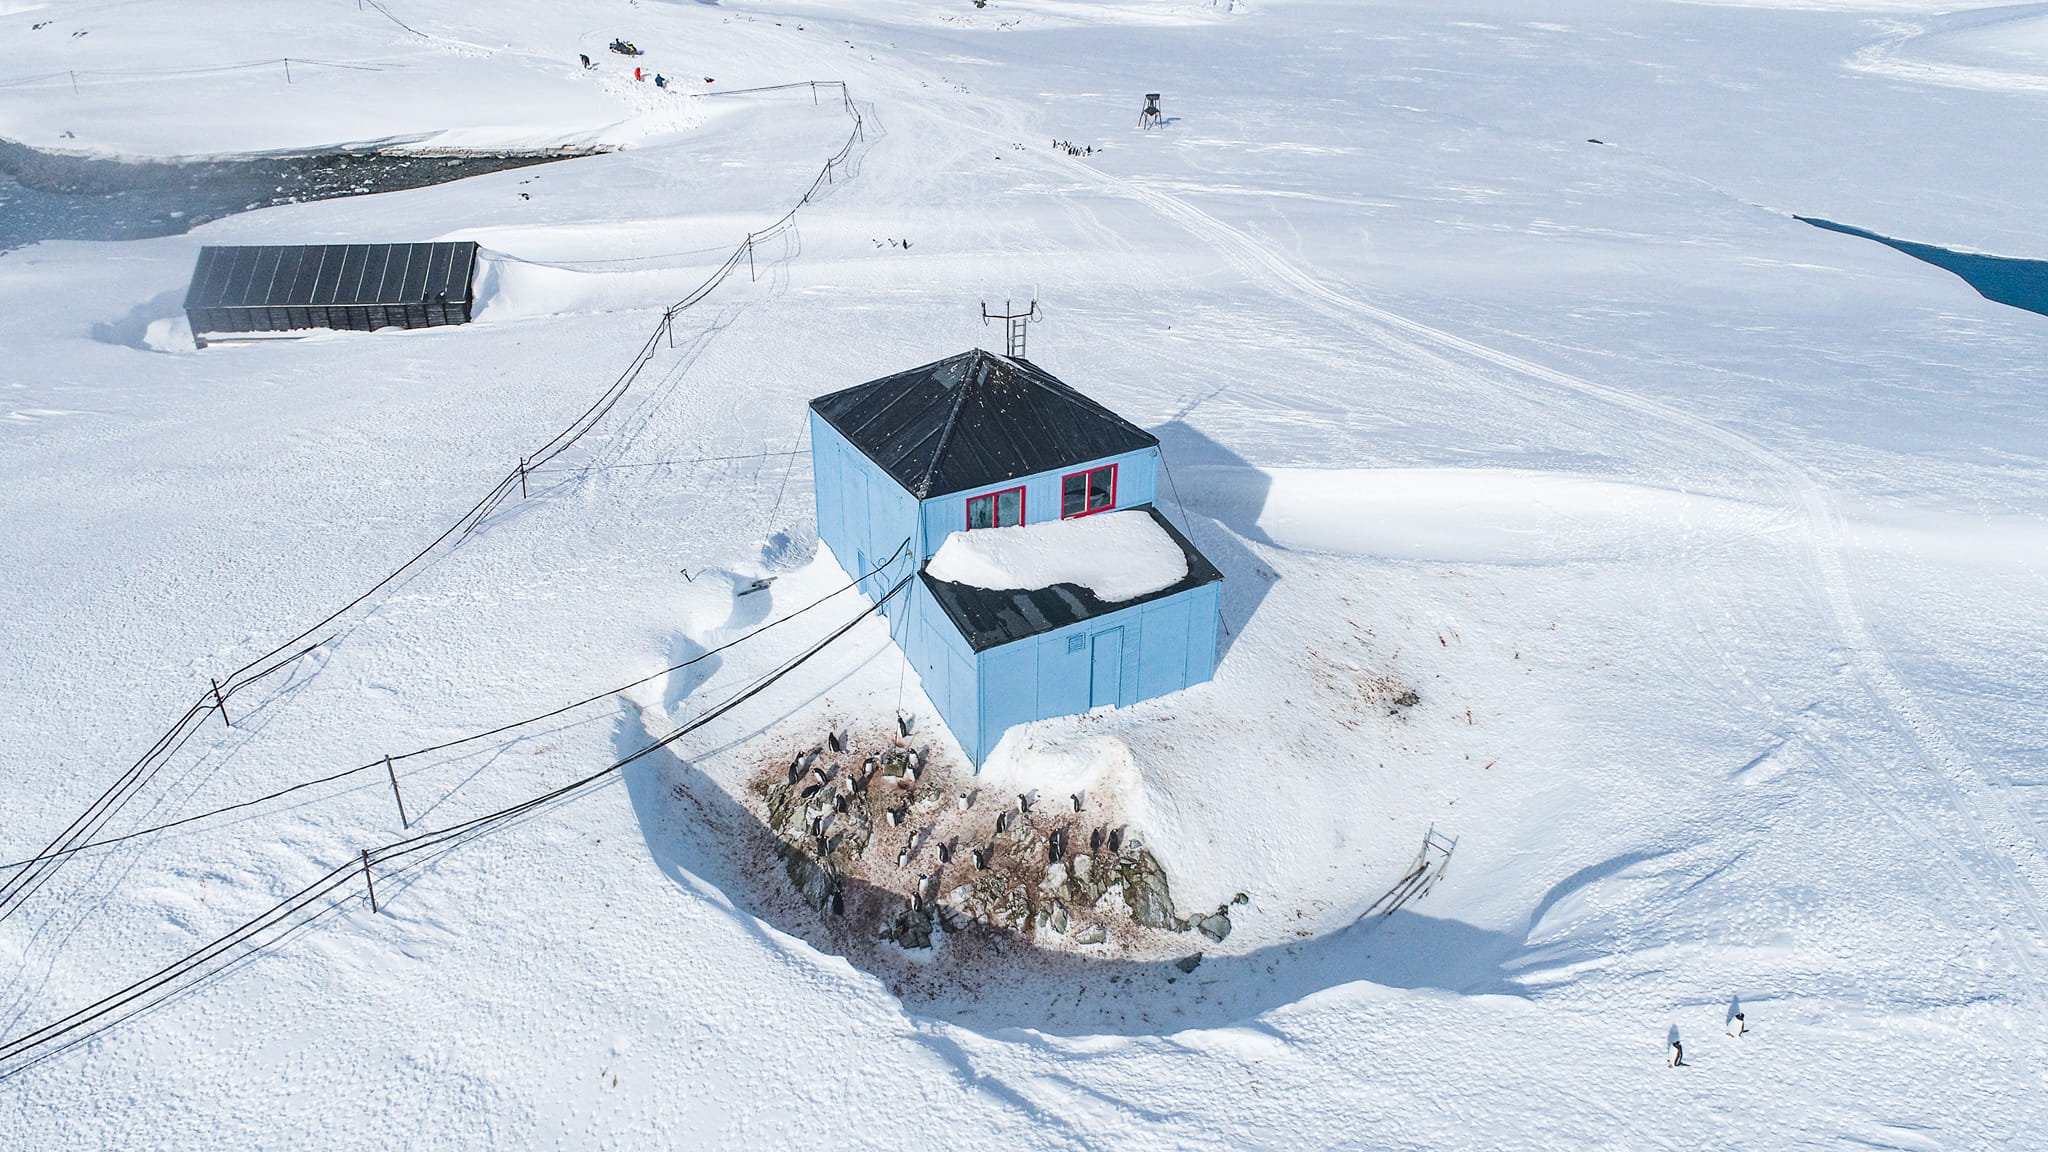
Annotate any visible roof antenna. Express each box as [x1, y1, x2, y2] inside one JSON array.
[[981, 298, 1040, 360]]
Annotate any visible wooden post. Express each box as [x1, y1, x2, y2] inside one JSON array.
[[518, 457, 528, 498], [69, 70, 78, 96], [210, 678, 231, 728], [384, 756, 409, 829], [283, 58, 293, 85], [746, 236, 756, 281], [360, 849, 379, 913]]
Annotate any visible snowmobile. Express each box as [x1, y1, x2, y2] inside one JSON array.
[[608, 39, 643, 57]]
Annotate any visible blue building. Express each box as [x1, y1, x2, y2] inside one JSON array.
[[809, 349, 1223, 765]]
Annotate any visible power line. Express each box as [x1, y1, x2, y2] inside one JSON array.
[[0, 80, 870, 926], [526, 448, 806, 477], [0, 568, 914, 1081], [0, 539, 909, 874], [0, 58, 400, 89]]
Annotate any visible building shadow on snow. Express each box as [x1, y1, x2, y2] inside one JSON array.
[[1149, 419, 1277, 661], [619, 705, 1527, 1040]]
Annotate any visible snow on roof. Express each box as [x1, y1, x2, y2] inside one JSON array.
[[926, 509, 1189, 603]]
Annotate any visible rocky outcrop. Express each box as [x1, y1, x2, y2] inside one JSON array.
[[750, 726, 1233, 957]]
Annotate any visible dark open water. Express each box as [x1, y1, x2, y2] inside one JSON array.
[[0, 139, 589, 253], [1798, 215, 2048, 320]]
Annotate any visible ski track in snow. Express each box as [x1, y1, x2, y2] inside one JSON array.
[[1849, 7, 2048, 95], [904, 99, 2048, 1007], [4, 1, 2048, 1145], [1053, 157, 2048, 995]]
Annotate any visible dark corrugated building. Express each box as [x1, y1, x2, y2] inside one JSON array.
[[183, 242, 479, 340]]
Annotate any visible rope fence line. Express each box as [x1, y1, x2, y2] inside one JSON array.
[[0, 58, 401, 91], [0, 568, 916, 1083], [526, 448, 808, 477], [0, 539, 910, 875], [0, 79, 871, 928]]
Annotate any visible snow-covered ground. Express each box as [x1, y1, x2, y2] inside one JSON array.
[[3, 0, 2046, 1146]]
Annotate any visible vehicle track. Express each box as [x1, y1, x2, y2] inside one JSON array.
[[1038, 152, 2048, 993]]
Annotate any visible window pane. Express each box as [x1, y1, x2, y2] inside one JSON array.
[[1062, 473, 1086, 517], [967, 495, 994, 529], [997, 488, 1022, 526], [1088, 467, 1114, 511]]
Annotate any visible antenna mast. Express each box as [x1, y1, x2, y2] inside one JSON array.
[[981, 298, 1040, 359]]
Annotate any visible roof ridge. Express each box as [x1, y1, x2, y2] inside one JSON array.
[[916, 374, 972, 497]]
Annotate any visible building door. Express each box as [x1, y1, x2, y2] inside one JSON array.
[[1090, 628, 1124, 709]]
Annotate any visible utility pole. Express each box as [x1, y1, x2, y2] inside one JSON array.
[[981, 298, 1040, 359], [210, 678, 231, 728], [360, 849, 379, 913], [384, 755, 409, 829]]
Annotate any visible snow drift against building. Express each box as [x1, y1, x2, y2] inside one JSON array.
[[926, 509, 1189, 602]]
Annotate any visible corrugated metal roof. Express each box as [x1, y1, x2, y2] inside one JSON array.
[[810, 350, 1159, 498], [182, 242, 477, 311], [920, 505, 1223, 651]]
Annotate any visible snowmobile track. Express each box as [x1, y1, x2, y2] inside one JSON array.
[[1032, 150, 2048, 993]]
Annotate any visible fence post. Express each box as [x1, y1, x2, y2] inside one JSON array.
[[518, 457, 528, 498], [385, 755, 409, 829], [746, 235, 755, 281], [210, 678, 231, 728], [69, 70, 78, 96], [360, 848, 379, 913], [283, 58, 293, 85]]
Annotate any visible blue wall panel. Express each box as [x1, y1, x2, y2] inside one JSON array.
[[917, 446, 1162, 562], [978, 642, 1038, 760], [1036, 631, 1091, 721], [1187, 582, 1220, 687], [812, 412, 917, 610], [965, 582, 1220, 763], [1136, 598, 1193, 701], [906, 582, 979, 754], [812, 411, 1216, 767]]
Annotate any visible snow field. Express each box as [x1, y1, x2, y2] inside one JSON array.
[[1, 0, 2045, 1147]]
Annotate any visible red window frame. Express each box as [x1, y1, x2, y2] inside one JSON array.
[[965, 485, 1026, 530], [1060, 463, 1118, 519]]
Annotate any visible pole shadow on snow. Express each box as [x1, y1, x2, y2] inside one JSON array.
[[619, 699, 1528, 1040]]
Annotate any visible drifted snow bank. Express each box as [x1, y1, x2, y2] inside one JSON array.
[[925, 509, 1187, 602]]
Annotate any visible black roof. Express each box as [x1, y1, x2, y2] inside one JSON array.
[[183, 242, 477, 312], [810, 350, 1159, 499], [920, 505, 1223, 652]]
